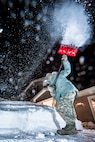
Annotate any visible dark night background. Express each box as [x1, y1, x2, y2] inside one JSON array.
[[0, 0, 95, 99]]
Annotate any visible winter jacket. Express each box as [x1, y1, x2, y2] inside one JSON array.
[[46, 60, 78, 103]]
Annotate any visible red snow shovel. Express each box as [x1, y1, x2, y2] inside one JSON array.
[[52, 44, 78, 87], [58, 44, 78, 57]]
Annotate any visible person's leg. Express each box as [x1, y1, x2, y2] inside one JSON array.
[[56, 91, 77, 135]]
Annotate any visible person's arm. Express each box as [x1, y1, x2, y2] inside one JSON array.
[[60, 55, 71, 77]]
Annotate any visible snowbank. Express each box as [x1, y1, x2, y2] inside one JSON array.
[[0, 101, 66, 133], [0, 101, 94, 142]]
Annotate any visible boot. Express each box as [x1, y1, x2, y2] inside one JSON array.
[[57, 125, 77, 135]]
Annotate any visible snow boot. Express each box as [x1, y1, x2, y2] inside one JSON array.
[[57, 125, 77, 135]]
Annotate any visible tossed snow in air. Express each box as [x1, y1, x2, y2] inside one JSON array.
[[52, 2, 92, 47]]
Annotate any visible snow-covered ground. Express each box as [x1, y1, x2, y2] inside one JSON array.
[[0, 101, 95, 142]]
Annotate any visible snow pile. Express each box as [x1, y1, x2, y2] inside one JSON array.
[[0, 101, 65, 132], [0, 101, 94, 142]]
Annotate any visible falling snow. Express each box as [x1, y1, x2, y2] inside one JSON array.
[[0, 0, 95, 98]]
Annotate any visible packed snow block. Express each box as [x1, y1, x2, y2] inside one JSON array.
[[0, 101, 66, 132]]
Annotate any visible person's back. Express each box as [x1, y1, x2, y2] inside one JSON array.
[[47, 57, 78, 103]]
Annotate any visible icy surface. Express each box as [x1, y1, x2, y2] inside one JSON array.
[[0, 101, 65, 131], [0, 101, 94, 142]]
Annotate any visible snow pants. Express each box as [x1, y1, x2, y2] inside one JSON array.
[[56, 91, 77, 127]]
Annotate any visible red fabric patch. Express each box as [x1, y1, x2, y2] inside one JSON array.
[[58, 45, 78, 57]]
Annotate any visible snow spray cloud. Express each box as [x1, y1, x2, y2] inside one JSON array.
[[52, 2, 92, 47]]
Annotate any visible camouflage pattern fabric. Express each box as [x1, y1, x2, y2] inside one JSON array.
[[56, 91, 77, 127]]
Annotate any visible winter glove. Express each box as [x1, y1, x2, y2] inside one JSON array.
[[43, 73, 52, 87], [61, 54, 68, 61], [43, 80, 48, 87]]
